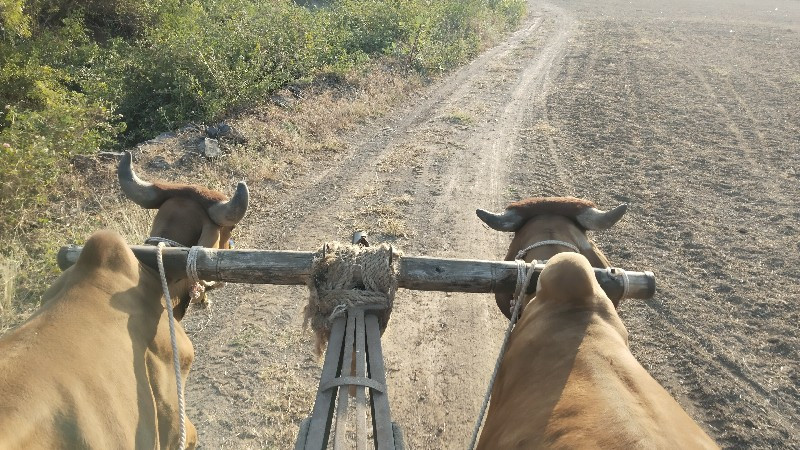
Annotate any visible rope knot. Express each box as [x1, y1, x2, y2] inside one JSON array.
[[304, 242, 401, 355]]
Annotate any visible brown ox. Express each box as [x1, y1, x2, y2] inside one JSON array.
[[0, 152, 248, 449], [475, 197, 717, 449]]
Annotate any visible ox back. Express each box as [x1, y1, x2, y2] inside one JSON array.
[[0, 152, 248, 449], [0, 230, 197, 448], [476, 253, 718, 449]]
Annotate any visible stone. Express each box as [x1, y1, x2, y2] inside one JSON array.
[[200, 137, 222, 158]]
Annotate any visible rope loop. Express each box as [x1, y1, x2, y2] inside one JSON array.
[[186, 245, 203, 285], [304, 241, 401, 355], [608, 267, 630, 300]]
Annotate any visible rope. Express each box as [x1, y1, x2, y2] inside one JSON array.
[[304, 242, 400, 355], [146, 237, 209, 305], [515, 239, 579, 259], [145, 236, 185, 248], [156, 243, 187, 449], [609, 267, 631, 300], [468, 258, 537, 450], [186, 246, 202, 285]]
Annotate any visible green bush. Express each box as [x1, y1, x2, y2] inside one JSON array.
[[333, 0, 411, 55], [107, 0, 353, 144], [0, 0, 525, 233], [0, 16, 122, 232], [0, 0, 29, 37]]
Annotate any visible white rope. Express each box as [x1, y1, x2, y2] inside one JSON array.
[[468, 258, 537, 450], [515, 239, 579, 260], [156, 243, 187, 449], [186, 246, 203, 285], [609, 267, 631, 300]]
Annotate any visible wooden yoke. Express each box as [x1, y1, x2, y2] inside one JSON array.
[[58, 246, 656, 303]]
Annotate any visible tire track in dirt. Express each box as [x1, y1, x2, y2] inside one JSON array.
[[348, 6, 577, 448], [248, 11, 555, 243], [184, 3, 577, 448]]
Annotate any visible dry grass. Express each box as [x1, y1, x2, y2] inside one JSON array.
[[233, 64, 422, 160], [392, 194, 413, 206], [256, 324, 317, 447], [376, 144, 428, 173], [0, 60, 424, 333], [342, 200, 413, 241], [531, 120, 559, 135], [0, 253, 20, 320]]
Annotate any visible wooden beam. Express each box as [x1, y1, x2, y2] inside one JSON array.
[[57, 245, 656, 300]]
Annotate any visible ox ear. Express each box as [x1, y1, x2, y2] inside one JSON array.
[[208, 181, 249, 226], [575, 204, 628, 231], [118, 151, 166, 209], [476, 208, 525, 232]]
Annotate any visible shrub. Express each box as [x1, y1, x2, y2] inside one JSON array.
[[0, 0, 526, 314], [0, 16, 122, 232]]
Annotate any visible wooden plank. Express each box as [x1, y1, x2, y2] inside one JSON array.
[[365, 313, 395, 449], [333, 312, 356, 450], [57, 245, 312, 285], [354, 309, 367, 450], [57, 245, 656, 300], [305, 316, 346, 450], [293, 418, 311, 450]]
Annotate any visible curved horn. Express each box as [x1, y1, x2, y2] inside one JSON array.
[[476, 208, 526, 232], [575, 203, 628, 230], [117, 151, 166, 209], [208, 182, 249, 226]]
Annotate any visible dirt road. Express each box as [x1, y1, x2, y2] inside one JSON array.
[[184, 0, 800, 448]]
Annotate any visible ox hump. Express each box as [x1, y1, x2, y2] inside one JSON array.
[[76, 230, 139, 277], [536, 252, 598, 302]]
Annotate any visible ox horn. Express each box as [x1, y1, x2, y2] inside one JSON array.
[[208, 182, 249, 226], [118, 151, 166, 209], [575, 203, 628, 230], [476, 208, 526, 232]]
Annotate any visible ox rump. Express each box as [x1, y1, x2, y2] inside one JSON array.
[[58, 245, 656, 302]]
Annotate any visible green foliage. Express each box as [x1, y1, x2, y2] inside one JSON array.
[[329, 0, 525, 74], [0, 16, 122, 232], [2, 0, 525, 150], [108, 0, 353, 144], [333, 0, 411, 55], [0, 0, 526, 283], [0, 0, 29, 37]]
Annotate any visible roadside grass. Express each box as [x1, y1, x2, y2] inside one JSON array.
[[0, 1, 528, 330], [0, 62, 421, 330], [0, 253, 20, 328], [256, 320, 316, 447]]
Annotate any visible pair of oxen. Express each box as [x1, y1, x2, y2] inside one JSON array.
[[0, 154, 717, 448]]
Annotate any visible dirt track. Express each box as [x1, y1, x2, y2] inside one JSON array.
[[183, 0, 800, 448]]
